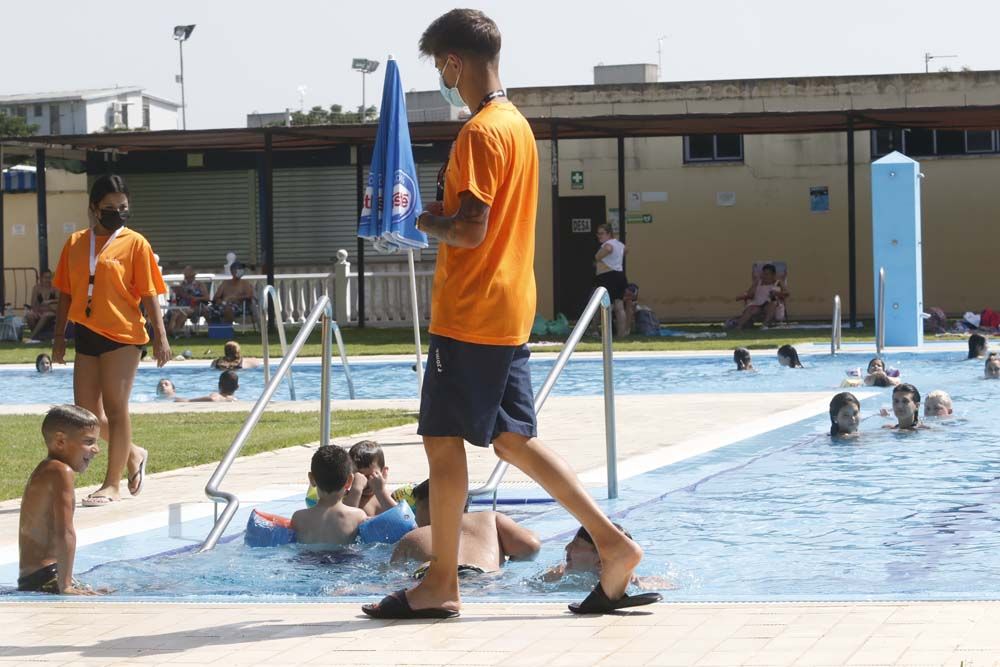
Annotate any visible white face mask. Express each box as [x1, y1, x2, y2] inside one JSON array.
[[438, 60, 465, 108]]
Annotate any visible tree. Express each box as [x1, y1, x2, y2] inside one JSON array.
[[0, 113, 38, 137], [290, 103, 378, 126]]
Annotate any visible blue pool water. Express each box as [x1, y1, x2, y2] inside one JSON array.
[[0, 349, 988, 405]]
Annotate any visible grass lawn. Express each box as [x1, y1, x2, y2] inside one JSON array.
[[0, 409, 415, 501], [0, 322, 878, 364]]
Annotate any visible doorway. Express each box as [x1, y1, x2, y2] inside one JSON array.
[[555, 196, 606, 320]]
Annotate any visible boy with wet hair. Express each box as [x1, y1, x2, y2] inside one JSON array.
[[291, 445, 367, 545], [176, 370, 238, 402], [345, 440, 402, 517], [19, 405, 103, 594]]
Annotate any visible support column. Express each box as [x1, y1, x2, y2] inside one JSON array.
[[550, 123, 560, 318], [262, 132, 276, 327], [355, 147, 366, 328], [36, 149, 49, 273], [0, 145, 5, 316], [846, 116, 857, 328], [617, 135, 626, 266]]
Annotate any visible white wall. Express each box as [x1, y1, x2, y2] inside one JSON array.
[[85, 99, 110, 133], [145, 98, 179, 130]]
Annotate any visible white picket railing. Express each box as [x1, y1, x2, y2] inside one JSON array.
[[162, 250, 434, 328]]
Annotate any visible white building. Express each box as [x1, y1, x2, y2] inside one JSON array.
[[0, 87, 180, 134]]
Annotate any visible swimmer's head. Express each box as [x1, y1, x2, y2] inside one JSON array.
[[969, 333, 988, 359], [35, 353, 52, 374], [411, 478, 468, 528], [565, 523, 632, 573], [218, 370, 239, 396], [829, 392, 861, 436], [156, 378, 176, 397], [734, 347, 753, 371], [986, 353, 1000, 379], [223, 341, 241, 361], [867, 358, 885, 374], [777, 344, 802, 368], [925, 390, 953, 417], [892, 383, 921, 426]]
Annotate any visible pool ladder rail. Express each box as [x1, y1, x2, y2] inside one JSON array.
[[876, 267, 886, 358], [199, 295, 347, 552], [468, 286, 620, 509], [831, 295, 842, 355]]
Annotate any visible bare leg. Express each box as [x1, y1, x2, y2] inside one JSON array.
[[493, 432, 642, 600], [403, 436, 466, 612], [762, 301, 778, 326], [735, 305, 762, 330], [613, 299, 627, 338], [26, 310, 40, 331], [34, 311, 55, 336]]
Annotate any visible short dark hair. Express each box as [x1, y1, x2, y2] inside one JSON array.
[[419, 9, 501, 61], [412, 478, 469, 513], [762, 263, 776, 274], [89, 174, 129, 209], [311, 445, 354, 494], [893, 382, 921, 405], [733, 347, 752, 370], [349, 440, 385, 470], [969, 333, 988, 359], [218, 370, 239, 395], [574, 522, 632, 545], [42, 405, 99, 443]]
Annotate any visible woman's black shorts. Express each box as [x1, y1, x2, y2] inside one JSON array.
[[595, 270, 628, 301], [75, 324, 143, 357]]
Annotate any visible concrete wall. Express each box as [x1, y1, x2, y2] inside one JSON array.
[[513, 71, 1000, 321], [146, 98, 179, 130]]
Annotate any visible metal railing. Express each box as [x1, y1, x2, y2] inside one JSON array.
[[831, 295, 842, 354], [199, 296, 337, 552], [468, 287, 619, 508], [876, 267, 886, 357], [260, 285, 356, 401]]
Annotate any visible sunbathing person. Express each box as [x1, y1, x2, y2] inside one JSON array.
[[391, 479, 541, 576], [728, 264, 788, 330], [175, 370, 239, 402]]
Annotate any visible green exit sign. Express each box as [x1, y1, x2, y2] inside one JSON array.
[[570, 170, 584, 189]]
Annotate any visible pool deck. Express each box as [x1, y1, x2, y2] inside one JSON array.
[[3, 386, 998, 666]]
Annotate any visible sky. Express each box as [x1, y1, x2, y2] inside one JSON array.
[[3, 0, 998, 130]]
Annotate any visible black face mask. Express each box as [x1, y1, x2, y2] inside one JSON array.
[[98, 209, 129, 231]]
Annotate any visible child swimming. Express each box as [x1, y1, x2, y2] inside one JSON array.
[[985, 353, 1000, 379], [829, 392, 861, 437], [924, 390, 953, 417], [733, 348, 754, 371], [886, 383, 925, 430], [777, 344, 803, 368], [968, 333, 988, 360]]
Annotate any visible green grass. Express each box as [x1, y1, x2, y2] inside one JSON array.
[[0, 409, 415, 501], [0, 322, 877, 364]]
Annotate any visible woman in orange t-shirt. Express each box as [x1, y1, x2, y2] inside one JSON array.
[[52, 175, 171, 506]]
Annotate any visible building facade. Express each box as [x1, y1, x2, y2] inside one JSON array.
[[0, 87, 180, 134]]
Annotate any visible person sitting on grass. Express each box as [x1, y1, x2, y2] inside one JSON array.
[[885, 383, 927, 431], [968, 333, 988, 360], [345, 440, 404, 517], [925, 390, 953, 418], [543, 524, 669, 593], [733, 348, 754, 371], [392, 479, 541, 577], [727, 263, 788, 330], [291, 445, 368, 545], [829, 392, 861, 438], [986, 353, 1000, 379], [175, 370, 239, 402], [777, 344, 804, 368], [18, 405, 105, 595]]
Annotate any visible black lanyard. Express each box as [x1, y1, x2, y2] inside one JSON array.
[[475, 90, 506, 114]]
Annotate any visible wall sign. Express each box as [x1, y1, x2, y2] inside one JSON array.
[[570, 170, 584, 190], [716, 191, 736, 207], [11, 224, 25, 236], [810, 186, 830, 212], [571, 218, 592, 233]]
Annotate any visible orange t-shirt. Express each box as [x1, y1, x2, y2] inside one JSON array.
[[430, 100, 538, 346], [53, 227, 167, 345]]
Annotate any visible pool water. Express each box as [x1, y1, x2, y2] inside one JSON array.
[[0, 350, 988, 405]]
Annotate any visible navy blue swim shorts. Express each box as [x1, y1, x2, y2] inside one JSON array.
[[417, 334, 537, 447]]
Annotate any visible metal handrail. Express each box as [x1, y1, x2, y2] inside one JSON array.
[[468, 287, 619, 507], [831, 295, 842, 354], [259, 285, 356, 400], [876, 267, 886, 357], [199, 296, 336, 552], [259, 285, 295, 399]]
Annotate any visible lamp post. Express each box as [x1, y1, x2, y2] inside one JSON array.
[[924, 52, 957, 73], [351, 58, 380, 123], [173, 24, 196, 129]]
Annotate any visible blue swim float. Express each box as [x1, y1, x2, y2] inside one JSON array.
[[357, 502, 417, 544], [244, 509, 296, 548]]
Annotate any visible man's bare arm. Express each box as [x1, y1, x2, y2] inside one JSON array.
[[416, 191, 490, 249], [495, 512, 541, 561]]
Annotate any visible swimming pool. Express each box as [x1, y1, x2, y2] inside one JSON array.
[[5, 365, 1000, 602], [0, 348, 988, 405]]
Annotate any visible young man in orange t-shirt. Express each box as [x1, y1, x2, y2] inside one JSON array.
[[362, 9, 659, 620]]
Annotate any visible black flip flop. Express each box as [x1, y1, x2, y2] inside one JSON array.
[[568, 584, 662, 615], [362, 589, 460, 620]]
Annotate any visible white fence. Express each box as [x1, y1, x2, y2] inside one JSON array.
[[161, 250, 433, 328]]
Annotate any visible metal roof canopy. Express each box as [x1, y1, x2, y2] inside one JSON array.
[[4, 104, 1000, 153]]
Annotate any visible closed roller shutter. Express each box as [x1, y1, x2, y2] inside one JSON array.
[[416, 162, 442, 261], [272, 166, 357, 267], [120, 171, 258, 270]]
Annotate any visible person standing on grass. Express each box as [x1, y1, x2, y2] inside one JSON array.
[[51, 174, 171, 507], [362, 9, 660, 619]]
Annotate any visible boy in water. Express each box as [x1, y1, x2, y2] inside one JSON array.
[[291, 445, 367, 545], [543, 524, 670, 593], [985, 353, 1000, 379], [19, 405, 103, 594], [175, 370, 239, 402], [346, 440, 402, 517]]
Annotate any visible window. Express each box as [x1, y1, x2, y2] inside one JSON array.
[[871, 128, 1000, 158], [684, 134, 744, 163], [14, 106, 27, 119], [49, 104, 60, 134], [33, 104, 43, 117], [142, 103, 150, 129]]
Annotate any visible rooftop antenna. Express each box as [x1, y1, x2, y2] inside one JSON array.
[[924, 52, 957, 73], [657, 35, 668, 81], [296, 85, 308, 112]]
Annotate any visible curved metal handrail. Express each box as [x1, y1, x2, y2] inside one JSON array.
[[199, 296, 336, 552], [831, 295, 842, 355], [468, 287, 619, 508], [259, 285, 296, 400], [876, 267, 886, 357]]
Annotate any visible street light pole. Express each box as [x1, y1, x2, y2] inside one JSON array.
[[351, 58, 380, 123], [173, 24, 196, 130], [924, 52, 957, 73]]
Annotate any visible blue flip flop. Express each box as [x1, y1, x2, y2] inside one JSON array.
[[569, 584, 662, 615]]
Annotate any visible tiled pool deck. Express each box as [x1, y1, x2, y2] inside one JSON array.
[[4, 345, 999, 666]]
